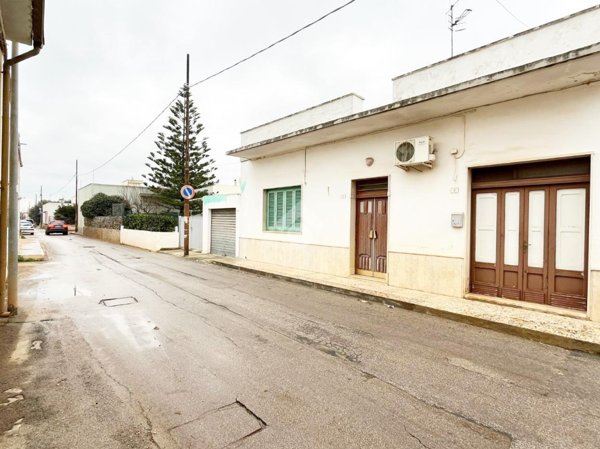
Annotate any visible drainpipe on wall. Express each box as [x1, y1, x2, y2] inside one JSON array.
[[0, 42, 43, 317], [7, 42, 20, 315]]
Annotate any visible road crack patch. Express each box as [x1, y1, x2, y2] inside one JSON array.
[[402, 424, 431, 449]]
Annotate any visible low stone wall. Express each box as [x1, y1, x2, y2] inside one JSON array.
[[120, 228, 179, 252], [84, 216, 122, 229], [82, 226, 121, 244], [81, 216, 122, 244]]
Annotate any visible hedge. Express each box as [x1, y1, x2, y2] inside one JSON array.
[[81, 193, 127, 219], [122, 214, 177, 232]]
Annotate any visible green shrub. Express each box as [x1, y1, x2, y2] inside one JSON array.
[[54, 204, 76, 224], [81, 193, 127, 219], [123, 214, 177, 232]]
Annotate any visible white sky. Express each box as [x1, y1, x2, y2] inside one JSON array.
[[17, 0, 599, 210]]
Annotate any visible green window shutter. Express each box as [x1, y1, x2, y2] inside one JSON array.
[[265, 186, 301, 232], [267, 191, 275, 230], [276, 191, 284, 228], [285, 190, 294, 229], [294, 188, 301, 230]]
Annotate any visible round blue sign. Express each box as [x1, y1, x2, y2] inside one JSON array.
[[180, 185, 195, 200]]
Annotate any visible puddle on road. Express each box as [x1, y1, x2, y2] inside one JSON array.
[[99, 315, 162, 351]]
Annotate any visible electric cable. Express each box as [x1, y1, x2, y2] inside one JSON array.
[[493, 0, 529, 28], [80, 94, 178, 176], [47, 173, 76, 198], [79, 0, 358, 176], [189, 0, 357, 88]]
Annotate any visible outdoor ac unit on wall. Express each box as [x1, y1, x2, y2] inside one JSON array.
[[394, 136, 435, 170]]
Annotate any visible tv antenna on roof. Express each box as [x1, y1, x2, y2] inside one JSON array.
[[448, 0, 472, 57]]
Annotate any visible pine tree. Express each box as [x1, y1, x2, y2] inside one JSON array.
[[143, 85, 216, 214]]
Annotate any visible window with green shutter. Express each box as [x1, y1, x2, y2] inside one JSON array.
[[265, 186, 301, 232]]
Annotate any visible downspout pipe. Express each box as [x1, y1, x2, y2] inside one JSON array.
[[0, 44, 43, 317], [8, 42, 20, 315]]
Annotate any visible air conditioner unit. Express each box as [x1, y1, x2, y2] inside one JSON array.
[[394, 136, 435, 168]]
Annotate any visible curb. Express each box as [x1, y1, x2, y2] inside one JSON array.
[[18, 255, 45, 262], [210, 260, 600, 354], [18, 241, 47, 263]]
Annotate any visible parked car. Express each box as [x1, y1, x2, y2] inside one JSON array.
[[45, 220, 68, 235], [19, 220, 34, 235]]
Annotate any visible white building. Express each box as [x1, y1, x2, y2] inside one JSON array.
[[225, 6, 600, 322], [42, 200, 72, 224], [77, 179, 165, 230]]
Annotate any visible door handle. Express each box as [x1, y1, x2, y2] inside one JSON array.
[[369, 230, 374, 239]]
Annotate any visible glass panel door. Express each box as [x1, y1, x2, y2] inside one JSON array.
[[504, 192, 520, 266], [475, 193, 497, 264], [527, 190, 545, 269], [555, 188, 586, 271]]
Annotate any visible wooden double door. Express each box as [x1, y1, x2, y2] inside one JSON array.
[[355, 195, 388, 278], [471, 183, 589, 311]]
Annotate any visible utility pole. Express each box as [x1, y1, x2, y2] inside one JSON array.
[[448, 1, 472, 57], [0, 46, 11, 316], [183, 54, 191, 257], [75, 159, 78, 232], [7, 42, 19, 313], [0, 21, 42, 317], [40, 185, 43, 225]]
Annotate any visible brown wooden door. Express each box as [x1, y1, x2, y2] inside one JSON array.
[[498, 189, 524, 301], [356, 197, 387, 278], [471, 184, 588, 311], [522, 187, 549, 304], [547, 184, 589, 310]]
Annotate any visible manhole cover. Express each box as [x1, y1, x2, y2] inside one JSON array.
[[99, 296, 138, 307], [170, 401, 265, 448], [83, 246, 95, 249]]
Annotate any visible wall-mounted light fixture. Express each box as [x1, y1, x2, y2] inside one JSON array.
[[365, 157, 374, 167]]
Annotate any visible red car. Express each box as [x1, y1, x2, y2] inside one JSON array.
[[46, 220, 68, 235]]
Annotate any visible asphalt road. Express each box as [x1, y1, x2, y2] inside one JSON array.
[[2, 231, 600, 449]]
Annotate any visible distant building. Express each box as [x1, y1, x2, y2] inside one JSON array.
[[42, 200, 72, 224], [77, 179, 168, 230]]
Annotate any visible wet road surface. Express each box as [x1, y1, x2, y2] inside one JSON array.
[[2, 232, 600, 448]]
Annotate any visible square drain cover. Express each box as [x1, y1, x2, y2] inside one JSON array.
[[99, 296, 138, 307], [170, 402, 264, 448]]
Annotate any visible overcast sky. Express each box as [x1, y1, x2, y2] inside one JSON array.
[[17, 0, 599, 210]]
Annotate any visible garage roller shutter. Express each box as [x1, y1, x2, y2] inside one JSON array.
[[210, 208, 236, 256]]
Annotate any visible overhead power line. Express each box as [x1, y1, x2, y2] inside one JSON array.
[[493, 0, 529, 28], [190, 0, 357, 88], [79, 0, 358, 177], [80, 94, 179, 176], [48, 173, 76, 198]]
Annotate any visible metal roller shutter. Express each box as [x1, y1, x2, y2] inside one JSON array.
[[210, 208, 236, 256]]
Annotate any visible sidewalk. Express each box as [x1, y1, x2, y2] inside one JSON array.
[[208, 257, 600, 354], [18, 235, 45, 262], [161, 248, 223, 261]]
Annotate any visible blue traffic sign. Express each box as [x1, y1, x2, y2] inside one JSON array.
[[180, 185, 195, 200]]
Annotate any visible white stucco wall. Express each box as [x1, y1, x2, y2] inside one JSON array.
[[238, 81, 600, 319], [392, 6, 600, 101], [241, 94, 364, 146], [120, 228, 179, 252]]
